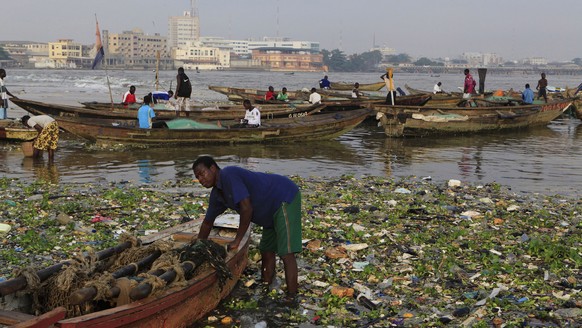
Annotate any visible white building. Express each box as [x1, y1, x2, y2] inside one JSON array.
[[172, 42, 230, 70], [523, 57, 548, 66]]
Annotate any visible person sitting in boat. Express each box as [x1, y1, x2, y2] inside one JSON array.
[[309, 88, 322, 104], [352, 82, 362, 99], [238, 99, 261, 128], [433, 82, 443, 94], [522, 83, 534, 104], [163, 90, 179, 111], [122, 86, 137, 107], [21, 114, 59, 161], [265, 86, 276, 101], [277, 87, 289, 102], [319, 75, 331, 89], [137, 94, 167, 129]]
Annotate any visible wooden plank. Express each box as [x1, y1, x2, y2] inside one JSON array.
[[0, 309, 36, 325], [11, 307, 66, 328], [139, 220, 202, 245]]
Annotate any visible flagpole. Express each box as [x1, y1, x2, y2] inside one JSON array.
[[94, 14, 114, 110]]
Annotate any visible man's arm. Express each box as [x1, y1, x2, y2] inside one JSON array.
[[197, 219, 214, 240], [175, 76, 181, 99], [228, 197, 252, 251]]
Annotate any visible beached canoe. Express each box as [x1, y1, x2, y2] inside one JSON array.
[[371, 99, 572, 137], [0, 214, 249, 328], [47, 108, 371, 145], [11, 98, 326, 121], [329, 81, 386, 91], [0, 120, 38, 141]]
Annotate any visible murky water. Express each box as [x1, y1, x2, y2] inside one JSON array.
[[2, 69, 582, 196]]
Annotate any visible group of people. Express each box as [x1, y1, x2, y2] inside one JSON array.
[[264, 86, 290, 102]]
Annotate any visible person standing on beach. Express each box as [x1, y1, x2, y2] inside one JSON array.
[[0, 69, 18, 120], [193, 156, 302, 301], [536, 72, 548, 103], [175, 67, 192, 111], [21, 114, 59, 161]]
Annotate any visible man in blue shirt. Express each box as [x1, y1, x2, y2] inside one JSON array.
[[137, 94, 155, 128], [319, 75, 331, 89], [522, 83, 534, 105], [193, 156, 302, 299]]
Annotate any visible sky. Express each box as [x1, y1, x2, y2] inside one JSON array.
[[3, 0, 581, 62]]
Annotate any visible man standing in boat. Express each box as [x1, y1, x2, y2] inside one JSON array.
[[0, 69, 18, 120], [463, 69, 476, 99], [536, 72, 548, 103], [193, 156, 302, 302], [175, 67, 192, 111]]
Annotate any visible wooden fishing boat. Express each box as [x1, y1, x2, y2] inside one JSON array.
[[209, 86, 311, 102], [329, 81, 386, 91], [11, 98, 326, 122], [0, 120, 37, 141], [47, 108, 372, 145], [371, 99, 572, 137], [0, 214, 250, 327]]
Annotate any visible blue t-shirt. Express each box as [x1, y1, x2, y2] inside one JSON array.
[[204, 166, 299, 228], [137, 105, 155, 128], [319, 78, 331, 88], [522, 88, 534, 104]]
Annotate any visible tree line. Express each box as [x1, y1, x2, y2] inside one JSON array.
[[321, 49, 446, 72]]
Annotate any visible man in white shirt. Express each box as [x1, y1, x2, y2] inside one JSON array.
[[241, 99, 261, 127], [433, 82, 443, 94], [308, 88, 322, 104], [0, 69, 18, 120]]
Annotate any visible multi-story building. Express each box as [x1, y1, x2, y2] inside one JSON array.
[[104, 29, 172, 69], [172, 42, 230, 70], [523, 57, 548, 66], [252, 47, 324, 72], [168, 11, 200, 50], [48, 39, 84, 68]]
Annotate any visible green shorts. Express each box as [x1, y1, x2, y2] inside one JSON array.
[[259, 191, 302, 256]]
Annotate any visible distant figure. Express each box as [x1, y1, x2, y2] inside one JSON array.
[[240, 99, 261, 127], [0, 69, 17, 120], [122, 85, 137, 106], [380, 72, 397, 104], [277, 87, 289, 102], [309, 88, 322, 104], [463, 69, 476, 99], [175, 67, 192, 111], [319, 75, 331, 89], [522, 83, 534, 104], [21, 114, 59, 161], [536, 72, 548, 103], [433, 82, 443, 94], [265, 86, 276, 101], [351, 82, 362, 99]]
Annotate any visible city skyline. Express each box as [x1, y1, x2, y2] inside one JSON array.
[[3, 0, 581, 62]]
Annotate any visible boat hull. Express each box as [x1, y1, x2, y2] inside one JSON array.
[[49, 108, 371, 145], [372, 100, 572, 137]]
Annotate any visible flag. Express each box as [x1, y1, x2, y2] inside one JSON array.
[[91, 19, 104, 69]]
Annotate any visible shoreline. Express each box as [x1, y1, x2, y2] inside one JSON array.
[[0, 176, 580, 326]]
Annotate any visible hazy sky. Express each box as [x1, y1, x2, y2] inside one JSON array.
[[3, 0, 581, 61]]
